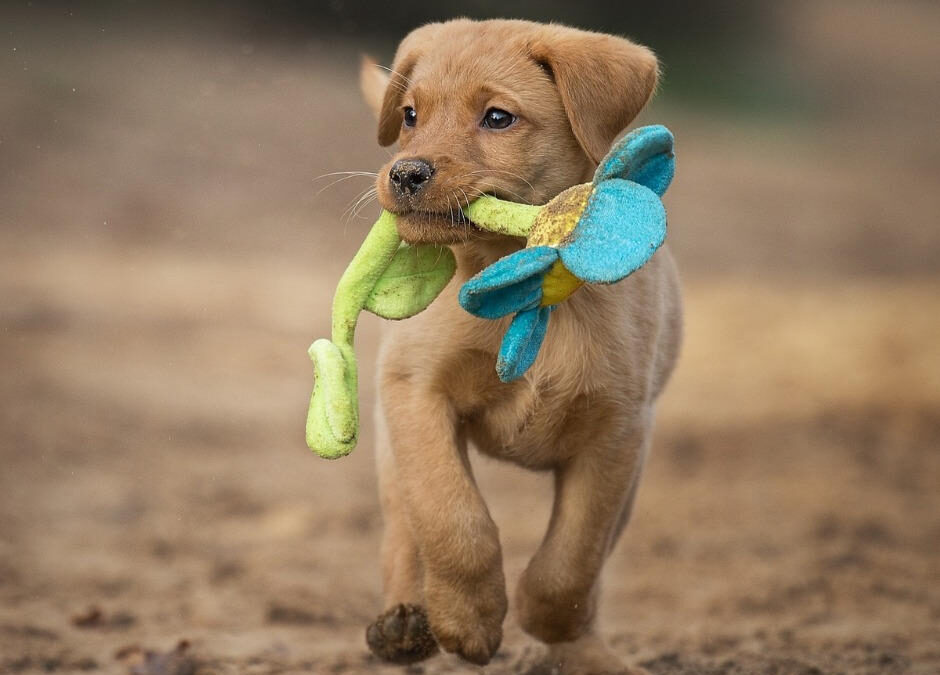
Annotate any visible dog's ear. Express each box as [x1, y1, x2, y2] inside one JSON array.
[[360, 55, 389, 120], [359, 51, 415, 146], [375, 51, 418, 147], [370, 24, 443, 146], [529, 28, 659, 164]]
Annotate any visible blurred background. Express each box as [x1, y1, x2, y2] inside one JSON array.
[[1, 1, 938, 673]]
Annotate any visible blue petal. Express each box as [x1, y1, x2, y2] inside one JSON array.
[[559, 179, 666, 285], [593, 125, 674, 197], [496, 306, 552, 382], [458, 246, 558, 319]]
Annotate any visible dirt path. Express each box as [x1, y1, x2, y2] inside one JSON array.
[[1, 5, 938, 674]]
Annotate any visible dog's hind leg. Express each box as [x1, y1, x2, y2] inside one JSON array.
[[516, 410, 653, 674]]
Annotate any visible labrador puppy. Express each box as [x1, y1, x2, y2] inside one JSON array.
[[358, 19, 681, 674]]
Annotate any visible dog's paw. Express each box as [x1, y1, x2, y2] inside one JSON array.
[[533, 634, 644, 675], [365, 603, 439, 665], [432, 616, 503, 666], [424, 577, 507, 665]]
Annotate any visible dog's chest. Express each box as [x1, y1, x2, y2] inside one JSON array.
[[458, 374, 625, 469], [446, 330, 626, 470], [399, 277, 640, 468]]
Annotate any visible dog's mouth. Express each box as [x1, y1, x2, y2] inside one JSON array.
[[392, 208, 483, 245], [382, 187, 532, 245], [407, 208, 473, 226]]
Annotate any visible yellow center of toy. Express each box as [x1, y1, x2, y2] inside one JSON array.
[[541, 260, 584, 306], [528, 184, 592, 306], [528, 184, 591, 247]]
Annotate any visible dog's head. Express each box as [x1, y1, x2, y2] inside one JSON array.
[[361, 19, 659, 245]]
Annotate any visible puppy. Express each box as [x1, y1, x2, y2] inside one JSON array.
[[359, 19, 681, 674]]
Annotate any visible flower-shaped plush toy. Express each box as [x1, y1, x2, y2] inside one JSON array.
[[458, 124, 675, 381], [306, 125, 674, 459]]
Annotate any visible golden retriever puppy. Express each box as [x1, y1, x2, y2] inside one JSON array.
[[359, 19, 682, 674]]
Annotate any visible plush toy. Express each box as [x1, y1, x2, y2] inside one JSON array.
[[306, 125, 675, 459]]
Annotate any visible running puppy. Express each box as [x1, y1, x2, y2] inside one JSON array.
[[360, 19, 681, 674]]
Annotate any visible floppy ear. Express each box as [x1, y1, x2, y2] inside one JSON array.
[[359, 55, 389, 120], [529, 28, 659, 164], [371, 24, 446, 146], [359, 52, 414, 146], [375, 50, 418, 147]]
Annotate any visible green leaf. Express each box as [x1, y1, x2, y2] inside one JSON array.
[[364, 243, 456, 319]]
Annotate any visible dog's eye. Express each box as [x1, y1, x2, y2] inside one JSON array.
[[482, 108, 516, 130], [403, 107, 417, 128]]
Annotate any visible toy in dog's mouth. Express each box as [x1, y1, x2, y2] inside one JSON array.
[[306, 125, 675, 458], [390, 191, 530, 245], [391, 204, 487, 244]]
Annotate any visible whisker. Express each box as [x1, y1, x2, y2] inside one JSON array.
[[344, 188, 379, 222], [349, 192, 378, 221], [447, 190, 457, 243], [341, 185, 378, 222], [473, 180, 530, 204], [455, 188, 488, 241], [313, 171, 379, 181], [466, 169, 536, 195], [434, 171, 534, 207], [375, 64, 415, 87], [457, 187, 472, 214], [385, 83, 408, 98], [449, 189, 465, 239], [313, 172, 379, 198]]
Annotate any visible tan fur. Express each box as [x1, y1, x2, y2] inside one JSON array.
[[361, 19, 681, 673], [359, 55, 390, 118]]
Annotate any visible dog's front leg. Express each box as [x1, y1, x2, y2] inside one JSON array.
[[381, 378, 507, 666], [517, 412, 652, 672]]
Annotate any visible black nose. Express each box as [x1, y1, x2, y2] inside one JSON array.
[[389, 159, 433, 196]]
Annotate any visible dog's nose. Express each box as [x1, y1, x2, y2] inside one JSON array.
[[389, 159, 433, 197]]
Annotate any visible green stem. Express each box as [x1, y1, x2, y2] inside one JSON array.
[[332, 209, 401, 426], [307, 211, 402, 459], [463, 195, 540, 238], [331, 209, 402, 350]]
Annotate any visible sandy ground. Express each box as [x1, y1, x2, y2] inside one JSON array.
[[1, 3, 939, 674]]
